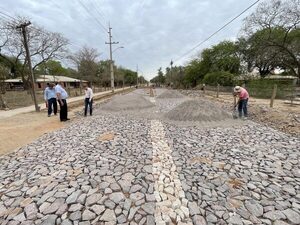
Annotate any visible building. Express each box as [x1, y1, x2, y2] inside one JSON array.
[[5, 75, 88, 90]]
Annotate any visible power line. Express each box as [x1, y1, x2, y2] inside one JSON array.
[[173, 0, 261, 63], [91, 0, 108, 25], [77, 0, 108, 33]]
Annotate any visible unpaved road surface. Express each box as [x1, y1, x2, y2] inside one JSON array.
[[0, 89, 299, 225]]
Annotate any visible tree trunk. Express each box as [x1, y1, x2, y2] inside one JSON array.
[[0, 93, 8, 109]]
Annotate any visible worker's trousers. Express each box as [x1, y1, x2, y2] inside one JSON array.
[[238, 98, 248, 117]]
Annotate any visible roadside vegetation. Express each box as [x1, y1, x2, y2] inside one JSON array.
[[151, 0, 300, 96]]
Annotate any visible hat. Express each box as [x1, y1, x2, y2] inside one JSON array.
[[234, 86, 241, 92]]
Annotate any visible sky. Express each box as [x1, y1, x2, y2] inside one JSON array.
[[0, 0, 260, 80]]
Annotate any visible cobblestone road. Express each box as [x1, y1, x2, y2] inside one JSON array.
[[0, 89, 299, 225]]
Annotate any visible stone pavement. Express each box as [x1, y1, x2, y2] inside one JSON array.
[[0, 89, 299, 225]]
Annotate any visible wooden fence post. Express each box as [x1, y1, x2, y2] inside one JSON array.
[[234, 94, 237, 107], [270, 84, 277, 108]]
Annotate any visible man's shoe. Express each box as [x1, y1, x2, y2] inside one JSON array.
[[48, 115, 51, 117]]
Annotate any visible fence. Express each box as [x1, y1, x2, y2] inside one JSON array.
[[198, 84, 300, 107], [2, 86, 115, 110]]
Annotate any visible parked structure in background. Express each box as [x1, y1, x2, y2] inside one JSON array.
[[4, 75, 88, 91]]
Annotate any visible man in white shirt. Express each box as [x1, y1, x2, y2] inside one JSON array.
[[55, 81, 69, 122], [84, 84, 94, 116]]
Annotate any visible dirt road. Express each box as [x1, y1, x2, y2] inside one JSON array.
[[0, 112, 68, 155]]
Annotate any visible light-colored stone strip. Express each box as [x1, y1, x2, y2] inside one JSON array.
[[149, 97, 156, 103], [150, 120, 192, 225]]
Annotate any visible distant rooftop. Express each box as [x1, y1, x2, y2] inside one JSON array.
[[5, 75, 87, 83]]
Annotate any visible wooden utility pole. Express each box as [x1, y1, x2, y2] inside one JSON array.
[[170, 60, 173, 88], [105, 26, 118, 93], [17, 22, 40, 112], [270, 84, 277, 108], [136, 64, 139, 87]]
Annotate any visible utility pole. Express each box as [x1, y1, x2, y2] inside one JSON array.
[[170, 60, 173, 88], [16, 21, 40, 112], [105, 26, 119, 93], [136, 64, 139, 87]]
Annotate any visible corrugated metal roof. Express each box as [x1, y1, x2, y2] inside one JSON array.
[[5, 75, 87, 83], [5, 79, 23, 82], [36, 75, 86, 82]]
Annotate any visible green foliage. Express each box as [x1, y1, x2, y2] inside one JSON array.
[[36, 60, 70, 76], [201, 41, 240, 74], [184, 60, 207, 87], [241, 0, 300, 78], [123, 69, 137, 86], [203, 71, 235, 86], [150, 67, 165, 85]]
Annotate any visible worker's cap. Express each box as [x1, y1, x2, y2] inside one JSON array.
[[234, 86, 241, 92]]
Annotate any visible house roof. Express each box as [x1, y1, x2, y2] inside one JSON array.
[[5, 79, 23, 82], [5, 75, 87, 83], [265, 75, 298, 80], [36, 75, 87, 82]]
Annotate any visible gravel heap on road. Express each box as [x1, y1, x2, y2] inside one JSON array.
[[164, 99, 232, 122], [101, 93, 155, 111], [157, 90, 184, 99]]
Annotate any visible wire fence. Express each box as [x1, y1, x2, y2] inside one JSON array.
[[2, 86, 115, 109], [198, 84, 300, 107]]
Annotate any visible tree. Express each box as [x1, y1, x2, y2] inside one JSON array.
[[36, 60, 70, 76], [69, 46, 100, 83], [201, 41, 241, 74], [184, 59, 208, 87], [0, 64, 9, 109], [203, 71, 235, 86], [150, 67, 165, 86], [123, 69, 137, 86], [0, 17, 69, 89], [97, 60, 111, 87], [241, 0, 300, 78]]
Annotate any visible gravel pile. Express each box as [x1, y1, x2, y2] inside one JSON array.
[[164, 99, 232, 122], [101, 93, 154, 111], [157, 90, 184, 99]]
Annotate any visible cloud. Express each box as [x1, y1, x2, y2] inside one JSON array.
[[0, 0, 257, 79]]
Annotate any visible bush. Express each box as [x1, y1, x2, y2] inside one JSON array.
[[203, 71, 235, 86]]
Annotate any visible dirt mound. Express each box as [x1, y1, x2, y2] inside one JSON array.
[[157, 90, 184, 99], [164, 99, 232, 122], [101, 93, 155, 111]]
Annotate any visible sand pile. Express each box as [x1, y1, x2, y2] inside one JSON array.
[[164, 99, 232, 122], [157, 90, 184, 99], [101, 93, 155, 111]]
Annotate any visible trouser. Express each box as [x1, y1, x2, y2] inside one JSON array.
[[58, 99, 68, 121], [47, 98, 57, 116], [238, 98, 248, 117], [84, 98, 93, 116]]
